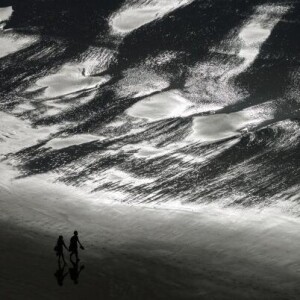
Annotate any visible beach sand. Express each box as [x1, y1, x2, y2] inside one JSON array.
[[1, 162, 300, 299]]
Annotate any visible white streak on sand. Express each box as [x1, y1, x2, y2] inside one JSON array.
[[126, 90, 192, 121], [0, 33, 37, 59], [43, 134, 104, 150], [225, 5, 290, 81], [110, 0, 193, 34]]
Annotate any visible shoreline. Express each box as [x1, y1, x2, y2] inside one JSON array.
[[1, 162, 300, 299]]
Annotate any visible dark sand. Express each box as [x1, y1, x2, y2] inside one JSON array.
[[1, 219, 300, 300], [0, 222, 202, 300], [1, 162, 300, 299]]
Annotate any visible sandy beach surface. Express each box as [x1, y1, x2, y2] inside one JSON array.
[[1, 162, 300, 300], [1, 1, 300, 299]]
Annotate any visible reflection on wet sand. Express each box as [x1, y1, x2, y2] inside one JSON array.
[[54, 263, 69, 287]]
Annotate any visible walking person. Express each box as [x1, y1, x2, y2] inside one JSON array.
[[69, 230, 84, 262], [54, 235, 68, 265]]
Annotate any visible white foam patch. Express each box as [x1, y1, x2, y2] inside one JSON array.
[[127, 90, 192, 121], [110, 0, 193, 34], [43, 134, 104, 150], [31, 65, 110, 98], [0, 6, 13, 22], [0, 32, 37, 59]]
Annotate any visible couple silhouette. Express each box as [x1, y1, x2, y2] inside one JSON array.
[[54, 230, 85, 286], [54, 230, 84, 265]]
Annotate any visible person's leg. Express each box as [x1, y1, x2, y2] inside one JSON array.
[[70, 251, 76, 263], [75, 250, 79, 261]]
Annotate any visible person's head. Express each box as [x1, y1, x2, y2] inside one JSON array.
[[74, 231, 78, 236], [58, 235, 63, 240]]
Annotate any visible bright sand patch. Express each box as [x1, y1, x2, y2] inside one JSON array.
[[0, 6, 13, 22], [126, 90, 191, 121], [110, 0, 193, 34]]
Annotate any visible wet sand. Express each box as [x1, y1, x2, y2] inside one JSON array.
[[0, 221, 202, 300], [1, 161, 300, 299]]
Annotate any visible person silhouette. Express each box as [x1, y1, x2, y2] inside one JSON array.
[[69, 260, 85, 285], [54, 235, 68, 265], [69, 230, 84, 262], [54, 262, 69, 286]]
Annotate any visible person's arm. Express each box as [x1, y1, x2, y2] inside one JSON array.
[[63, 241, 68, 250], [77, 238, 84, 249]]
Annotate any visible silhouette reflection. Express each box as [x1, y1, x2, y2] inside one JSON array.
[[54, 262, 69, 286], [69, 260, 85, 285]]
